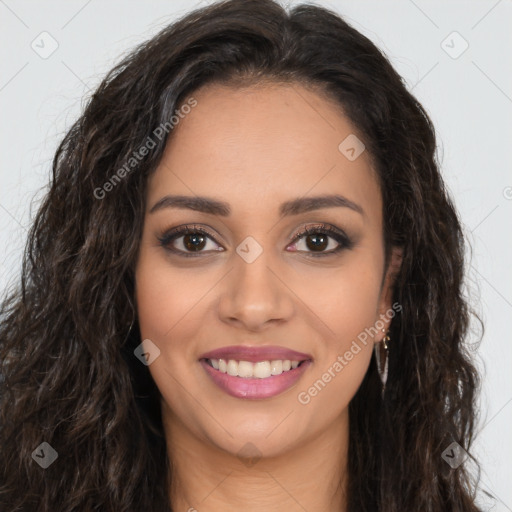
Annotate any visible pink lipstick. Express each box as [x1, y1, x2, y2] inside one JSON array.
[[199, 345, 313, 400]]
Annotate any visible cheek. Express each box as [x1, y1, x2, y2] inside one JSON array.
[[135, 245, 214, 351], [295, 280, 378, 425], [134, 244, 214, 399], [292, 252, 382, 413], [134, 250, 211, 424], [296, 341, 372, 439], [290, 252, 384, 343]]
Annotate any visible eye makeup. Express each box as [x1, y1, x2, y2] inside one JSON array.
[[157, 222, 355, 259]]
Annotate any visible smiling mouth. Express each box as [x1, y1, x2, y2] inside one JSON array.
[[202, 358, 310, 379]]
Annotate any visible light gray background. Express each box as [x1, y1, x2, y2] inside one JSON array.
[[1, 0, 511, 509]]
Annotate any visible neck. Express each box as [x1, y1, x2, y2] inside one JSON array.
[[163, 404, 349, 512]]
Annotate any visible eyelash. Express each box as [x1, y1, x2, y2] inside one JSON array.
[[157, 223, 353, 258]]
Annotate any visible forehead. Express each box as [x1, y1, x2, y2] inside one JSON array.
[[147, 82, 381, 222]]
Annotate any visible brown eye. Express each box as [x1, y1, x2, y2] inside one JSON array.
[[158, 225, 224, 257], [182, 232, 207, 252], [289, 224, 353, 257], [304, 233, 329, 252]]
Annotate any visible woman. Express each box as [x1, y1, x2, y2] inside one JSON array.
[[0, 0, 483, 510]]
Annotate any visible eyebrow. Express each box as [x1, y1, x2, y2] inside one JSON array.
[[149, 194, 364, 217]]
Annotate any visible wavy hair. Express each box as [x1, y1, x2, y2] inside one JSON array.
[[0, 0, 483, 510]]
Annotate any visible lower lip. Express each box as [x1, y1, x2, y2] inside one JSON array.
[[200, 359, 312, 400]]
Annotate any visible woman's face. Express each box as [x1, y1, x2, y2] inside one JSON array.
[[135, 82, 398, 459]]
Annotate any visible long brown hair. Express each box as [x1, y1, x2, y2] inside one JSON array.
[[0, 1, 483, 510]]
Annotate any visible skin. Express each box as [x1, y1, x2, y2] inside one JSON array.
[[135, 82, 402, 512]]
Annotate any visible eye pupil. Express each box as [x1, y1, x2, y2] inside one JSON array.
[[184, 233, 206, 251], [306, 233, 328, 251]]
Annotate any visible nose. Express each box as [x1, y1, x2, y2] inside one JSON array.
[[216, 243, 295, 332]]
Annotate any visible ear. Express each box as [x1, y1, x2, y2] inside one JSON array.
[[376, 246, 403, 342]]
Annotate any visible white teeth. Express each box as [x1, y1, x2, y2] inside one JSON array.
[[227, 359, 238, 376], [253, 361, 271, 379], [208, 358, 304, 378], [237, 360, 253, 378], [270, 360, 283, 375]]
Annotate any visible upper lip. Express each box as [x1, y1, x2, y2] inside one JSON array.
[[199, 345, 312, 363]]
